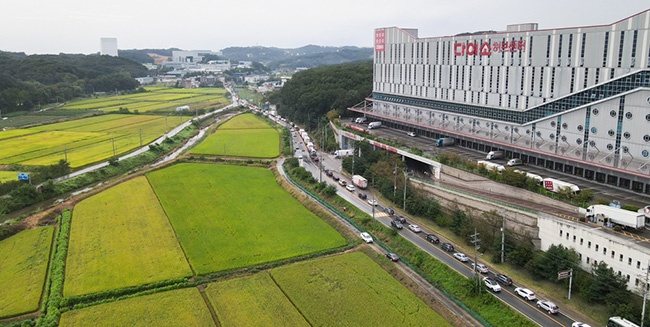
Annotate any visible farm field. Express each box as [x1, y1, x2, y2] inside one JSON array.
[[0, 226, 55, 318], [147, 163, 347, 275], [0, 109, 96, 129], [270, 252, 450, 326], [191, 113, 280, 158], [64, 177, 193, 296], [61, 87, 229, 113], [206, 273, 309, 327], [0, 114, 183, 168], [59, 287, 214, 326], [0, 170, 21, 183]]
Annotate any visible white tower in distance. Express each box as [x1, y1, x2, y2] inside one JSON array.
[[100, 38, 118, 56]]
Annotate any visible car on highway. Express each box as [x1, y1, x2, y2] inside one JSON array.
[[507, 158, 523, 166], [325, 170, 333, 177], [536, 300, 559, 314], [367, 199, 378, 206], [360, 232, 373, 243], [425, 234, 439, 244], [441, 243, 454, 252], [313, 156, 319, 162], [453, 252, 469, 262], [571, 323, 591, 327], [514, 287, 537, 301], [357, 192, 367, 200], [483, 277, 502, 292], [390, 220, 403, 229], [471, 263, 489, 274], [407, 131, 416, 137], [338, 180, 347, 186], [384, 207, 395, 215], [495, 274, 513, 286], [394, 215, 407, 223], [346, 184, 355, 192], [385, 252, 400, 262], [408, 224, 421, 233], [332, 175, 340, 181]]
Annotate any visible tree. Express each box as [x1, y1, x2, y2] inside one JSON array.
[[580, 262, 629, 304], [526, 244, 580, 281]]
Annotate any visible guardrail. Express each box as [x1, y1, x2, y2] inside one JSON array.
[[281, 165, 491, 326]]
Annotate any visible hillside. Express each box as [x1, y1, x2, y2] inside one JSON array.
[[220, 45, 372, 69]]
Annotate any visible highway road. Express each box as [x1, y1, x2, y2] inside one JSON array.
[[291, 128, 588, 327]]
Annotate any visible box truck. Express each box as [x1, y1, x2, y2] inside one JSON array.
[[586, 204, 645, 230], [542, 178, 580, 194], [334, 149, 354, 158], [436, 137, 454, 146], [352, 175, 368, 189], [368, 122, 382, 129], [486, 151, 504, 160]]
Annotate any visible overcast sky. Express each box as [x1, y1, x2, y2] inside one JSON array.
[[1, 1, 648, 54]]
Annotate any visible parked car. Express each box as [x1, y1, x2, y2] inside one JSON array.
[[357, 192, 367, 200], [367, 199, 378, 206], [453, 252, 469, 262], [360, 232, 373, 243], [346, 184, 355, 192], [385, 252, 400, 262], [390, 220, 403, 229], [394, 215, 407, 223], [514, 287, 536, 301], [325, 170, 333, 177], [407, 131, 416, 137], [425, 234, 439, 244], [536, 300, 559, 314], [338, 180, 347, 186], [384, 207, 395, 215], [495, 274, 513, 286], [507, 158, 523, 166], [483, 277, 501, 292], [472, 263, 489, 274], [441, 243, 455, 252]]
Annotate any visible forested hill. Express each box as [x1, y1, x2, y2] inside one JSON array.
[[221, 45, 372, 69], [0, 51, 147, 114], [271, 60, 372, 128]]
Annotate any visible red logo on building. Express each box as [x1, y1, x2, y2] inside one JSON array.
[[454, 40, 525, 56], [375, 30, 386, 52]]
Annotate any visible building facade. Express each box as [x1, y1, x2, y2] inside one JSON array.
[[362, 10, 650, 194]]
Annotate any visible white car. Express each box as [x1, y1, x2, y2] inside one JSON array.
[[571, 323, 591, 327], [367, 199, 378, 206], [514, 287, 536, 301], [453, 252, 469, 262], [471, 263, 489, 274], [346, 184, 355, 192], [483, 277, 501, 292], [408, 224, 421, 233], [536, 300, 559, 314], [407, 131, 416, 137], [360, 232, 373, 243], [507, 158, 523, 166]]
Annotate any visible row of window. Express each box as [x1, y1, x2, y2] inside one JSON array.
[[560, 229, 646, 271]]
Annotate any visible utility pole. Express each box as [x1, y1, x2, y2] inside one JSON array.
[[393, 165, 398, 197], [501, 215, 506, 263], [403, 170, 408, 210], [63, 145, 67, 162], [111, 137, 116, 156], [470, 229, 481, 293]]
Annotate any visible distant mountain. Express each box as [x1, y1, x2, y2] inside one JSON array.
[[118, 48, 179, 64], [220, 45, 373, 69]]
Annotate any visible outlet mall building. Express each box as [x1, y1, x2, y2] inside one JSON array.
[[350, 10, 650, 194]]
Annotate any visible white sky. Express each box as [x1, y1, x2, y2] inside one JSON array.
[[1, 0, 648, 54]]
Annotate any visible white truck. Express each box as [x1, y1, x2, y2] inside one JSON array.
[[354, 117, 367, 124], [513, 170, 543, 183], [436, 137, 455, 147], [368, 122, 382, 129], [352, 175, 368, 189], [477, 160, 505, 173], [334, 149, 354, 158], [586, 204, 645, 230], [486, 150, 504, 160], [542, 178, 580, 194]]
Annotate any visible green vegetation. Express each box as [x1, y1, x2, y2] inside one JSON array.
[[147, 163, 346, 275], [64, 177, 192, 296], [206, 273, 309, 327], [191, 113, 280, 158], [59, 288, 214, 326], [0, 226, 54, 318], [0, 171, 20, 183], [271, 252, 450, 326]]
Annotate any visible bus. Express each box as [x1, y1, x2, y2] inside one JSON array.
[[607, 316, 640, 327]]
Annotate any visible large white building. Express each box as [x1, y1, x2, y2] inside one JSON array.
[[100, 38, 118, 56], [354, 10, 650, 195]]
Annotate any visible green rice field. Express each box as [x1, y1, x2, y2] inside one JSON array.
[[0, 226, 55, 318], [59, 287, 214, 326], [191, 113, 280, 158], [64, 177, 193, 296], [147, 163, 346, 275], [0, 170, 22, 183]]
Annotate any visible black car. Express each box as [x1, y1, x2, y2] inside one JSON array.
[[441, 242, 454, 252], [390, 220, 403, 229], [495, 274, 513, 286], [425, 234, 440, 244], [384, 207, 395, 215], [385, 252, 400, 262], [325, 170, 334, 177], [357, 192, 367, 200], [332, 175, 340, 181], [394, 215, 407, 223]]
